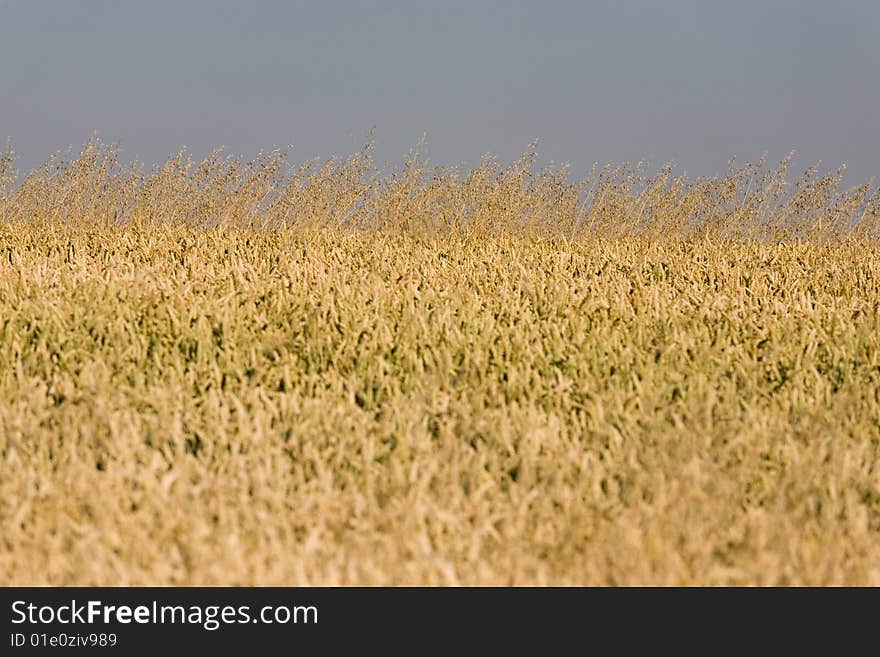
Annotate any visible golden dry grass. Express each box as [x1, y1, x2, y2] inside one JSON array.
[[1, 139, 880, 585]]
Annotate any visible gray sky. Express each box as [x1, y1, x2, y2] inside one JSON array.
[[2, 0, 878, 182]]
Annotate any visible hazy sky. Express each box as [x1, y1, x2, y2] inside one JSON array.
[[2, 0, 878, 182]]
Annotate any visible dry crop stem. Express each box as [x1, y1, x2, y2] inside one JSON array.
[[1, 139, 880, 585]]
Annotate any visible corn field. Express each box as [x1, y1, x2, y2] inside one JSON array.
[[2, 139, 880, 584]]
